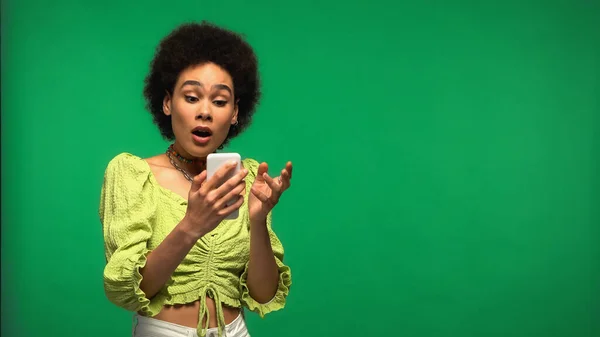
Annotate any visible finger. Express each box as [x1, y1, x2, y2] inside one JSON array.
[[263, 172, 282, 194], [207, 169, 248, 207], [280, 169, 291, 190], [286, 162, 293, 179], [219, 192, 245, 217], [255, 162, 269, 182], [202, 161, 239, 191], [212, 168, 248, 200], [215, 180, 246, 210], [191, 171, 207, 192], [251, 185, 272, 204]]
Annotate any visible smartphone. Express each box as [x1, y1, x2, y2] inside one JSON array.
[[206, 153, 242, 220]]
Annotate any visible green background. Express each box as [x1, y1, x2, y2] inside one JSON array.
[[2, 1, 598, 336]]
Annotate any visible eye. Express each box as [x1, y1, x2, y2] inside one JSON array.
[[185, 95, 199, 103], [213, 100, 227, 107]]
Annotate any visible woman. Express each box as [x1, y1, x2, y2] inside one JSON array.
[[100, 21, 293, 337]]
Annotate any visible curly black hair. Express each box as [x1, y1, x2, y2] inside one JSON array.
[[143, 21, 261, 149]]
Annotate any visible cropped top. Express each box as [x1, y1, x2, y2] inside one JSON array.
[[99, 153, 292, 337]]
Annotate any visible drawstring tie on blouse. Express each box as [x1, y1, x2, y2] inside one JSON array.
[[197, 285, 226, 337]]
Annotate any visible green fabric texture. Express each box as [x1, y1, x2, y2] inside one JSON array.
[[100, 153, 291, 337]]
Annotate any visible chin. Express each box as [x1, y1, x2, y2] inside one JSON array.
[[181, 134, 226, 157], [188, 148, 213, 159], [187, 143, 219, 158]]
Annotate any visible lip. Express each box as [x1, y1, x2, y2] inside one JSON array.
[[191, 126, 213, 145], [192, 126, 213, 134], [192, 133, 211, 145]]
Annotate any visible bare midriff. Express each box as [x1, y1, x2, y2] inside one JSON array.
[[147, 297, 241, 328]]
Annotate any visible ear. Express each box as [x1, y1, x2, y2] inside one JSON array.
[[163, 92, 172, 116], [231, 99, 240, 125]]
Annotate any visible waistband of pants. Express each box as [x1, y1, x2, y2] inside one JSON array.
[[133, 313, 246, 337]]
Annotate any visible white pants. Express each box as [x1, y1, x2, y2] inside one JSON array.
[[133, 313, 250, 337]]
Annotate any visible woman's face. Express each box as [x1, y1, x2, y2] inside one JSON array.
[[163, 62, 238, 159]]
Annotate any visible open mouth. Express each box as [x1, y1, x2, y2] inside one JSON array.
[[192, 126, 212, 138], [193, 130, 212, 137]]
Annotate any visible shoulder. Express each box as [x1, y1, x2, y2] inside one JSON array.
[[103, 152, 152, 184], [105, 152, 148, 172]]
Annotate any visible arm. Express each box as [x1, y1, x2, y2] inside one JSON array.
[[246, 215, 280, 303], [239, 210, 292, 317], [138, 218, 203, 299], [239, 158, 293, 316], [105, 216, 203, 307], [101, 154, 168, 315]]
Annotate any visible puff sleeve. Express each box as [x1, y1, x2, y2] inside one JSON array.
[[100, 153, 166, 316], [239, 159, 292, 318]]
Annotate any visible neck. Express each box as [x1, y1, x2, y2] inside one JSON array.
[[168, 143, 207, 175], [188, 159, 207, 174]]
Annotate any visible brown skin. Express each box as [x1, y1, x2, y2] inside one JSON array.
[[137, 62, 292, 328]]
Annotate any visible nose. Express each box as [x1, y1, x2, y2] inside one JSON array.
[[195, 102, 212, 121]]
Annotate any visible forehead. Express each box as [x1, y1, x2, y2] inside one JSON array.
[[177, 62, 233, 87]]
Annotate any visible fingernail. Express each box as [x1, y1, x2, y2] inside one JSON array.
[[230, 161, 237, 167]]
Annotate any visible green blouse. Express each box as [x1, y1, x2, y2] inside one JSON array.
[[99, 153, 291, 337]]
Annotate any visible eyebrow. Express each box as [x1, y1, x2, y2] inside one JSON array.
[[180, 80, 232, 94]]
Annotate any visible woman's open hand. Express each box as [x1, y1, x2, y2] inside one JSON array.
[[248, 161, 292, 222]]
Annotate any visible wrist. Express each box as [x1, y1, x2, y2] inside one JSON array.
[[249, 214, 268, 227], [178, 216, 206, 242]]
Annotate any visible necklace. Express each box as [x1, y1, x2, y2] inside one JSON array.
[[167, 144, 197, 164], [165, 144, 208, 182], [166, 149, 194, 182]]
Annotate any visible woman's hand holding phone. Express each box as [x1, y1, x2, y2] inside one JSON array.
[[182, 160, 247, 239]]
